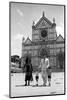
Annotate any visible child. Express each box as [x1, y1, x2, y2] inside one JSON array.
[[35, 71, 39, 86], [47, 66, 52, 86]]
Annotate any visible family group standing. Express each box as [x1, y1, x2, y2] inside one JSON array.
[[23, 56, 52, 86]]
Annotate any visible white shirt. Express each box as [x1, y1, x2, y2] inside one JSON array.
[[39, 58, 49, 74], [45, 58, 49, 68]]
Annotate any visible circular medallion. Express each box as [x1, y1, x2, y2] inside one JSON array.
[[41, 30, 47, 38]]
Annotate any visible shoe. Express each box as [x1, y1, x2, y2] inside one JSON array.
[[36, 84, 38, 86], [25, 83, 27, 86]]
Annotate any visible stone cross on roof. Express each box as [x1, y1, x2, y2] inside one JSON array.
[[42, 11, 45, 17]]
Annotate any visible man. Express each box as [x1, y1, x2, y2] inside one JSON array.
[[39, 56, 49, 86]]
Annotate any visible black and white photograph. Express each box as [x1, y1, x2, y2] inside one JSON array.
[[9, 2, 65, 98]]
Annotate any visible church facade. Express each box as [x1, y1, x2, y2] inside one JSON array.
[[21, 12, 65, 71]]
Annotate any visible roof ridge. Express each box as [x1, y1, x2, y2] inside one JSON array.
[[34, 15, 52, 28], [24, 37, 32, 44], [56, 34, 64, 41], [58, 34, 64, 38]]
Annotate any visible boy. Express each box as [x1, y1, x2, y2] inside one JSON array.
[[47, 66, 52, 86], [35, 71, 39, 86]]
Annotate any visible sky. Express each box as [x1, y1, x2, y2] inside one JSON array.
[[11, 2, 64, 57]]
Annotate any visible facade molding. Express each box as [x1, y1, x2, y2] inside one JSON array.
[[23, 40, 64, 46]]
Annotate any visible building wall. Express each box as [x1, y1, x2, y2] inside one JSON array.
[[22, 41, 64, 70], [21, 15, 64, 70], [32, 29, 40, 41], [32, 26, 57, 42]]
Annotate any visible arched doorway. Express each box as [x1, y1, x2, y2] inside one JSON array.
[[39, 47, 50, 58], [56, 50, 64, 69]]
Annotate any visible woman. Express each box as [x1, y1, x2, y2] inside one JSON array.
[[39, 56, 49, 86], [24, 57, 33, 86]]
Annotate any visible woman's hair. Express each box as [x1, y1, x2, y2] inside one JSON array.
[[25, 56, 31, 64], [29, 58, 31, 64], [25, 57, 29, 64]]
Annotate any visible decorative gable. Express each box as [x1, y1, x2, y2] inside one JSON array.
[[25, 37, 32, 44], [56, 35, 64, 42], [34, 12, 52, 29]]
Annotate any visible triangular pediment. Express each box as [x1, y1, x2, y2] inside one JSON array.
[[56, 35, 64, 42], [35, 16, 52, 29], [25, 37, 32, 44]]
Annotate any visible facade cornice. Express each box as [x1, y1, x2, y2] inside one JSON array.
[[23, 40, 64, 46]]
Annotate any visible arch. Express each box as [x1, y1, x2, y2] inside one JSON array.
[[56, 50, 64, 69], [39, 47, 50, 58]]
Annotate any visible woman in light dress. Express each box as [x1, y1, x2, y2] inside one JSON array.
[[39, 56, 49, 86]]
